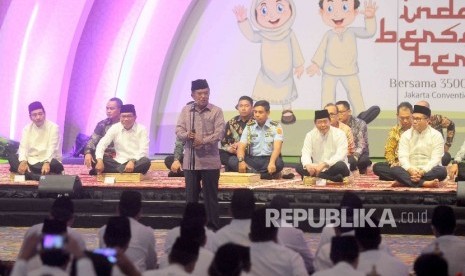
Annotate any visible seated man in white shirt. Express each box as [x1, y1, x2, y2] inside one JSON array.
[[20, 197, 86, 257], [249, 207, 307, 276], [95, 104, 151, 174], [208, 243, 251, 275], [391, 105, 447, 188], [268, 195, 314, 274], [316, 191, 363, 254], [422, 205, 465, 276], [102, 216, 142, 276], [313, 236, 364, 276], [296, 109, 350, 182], [11, 230, 95, 276], [8, 101, 63, 181], [164, 203, 215, 254], [176, 219, 213, 276], [99, 191, 157, 272], [212, 188, 255, 252], [144, 237, 199, 276], [355, 220, 409, 276], [414, 253, 449, 276]]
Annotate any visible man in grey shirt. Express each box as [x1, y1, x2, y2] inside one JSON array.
[[176, 79, 225, 229]]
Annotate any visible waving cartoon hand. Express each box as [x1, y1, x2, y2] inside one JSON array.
[[233, 5, 248, 22], [360, 0, 378, 18]]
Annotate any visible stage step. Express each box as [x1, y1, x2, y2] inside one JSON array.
[[1, 197, 464, 234]]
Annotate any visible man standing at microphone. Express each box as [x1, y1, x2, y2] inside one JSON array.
[[176, 79, 225, 229]]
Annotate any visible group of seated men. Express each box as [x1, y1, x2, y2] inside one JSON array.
[[372, 101, 460, 187], [164, 96, 373, 181], [8, 99, 151, 180], [9, 93, 461, 188]]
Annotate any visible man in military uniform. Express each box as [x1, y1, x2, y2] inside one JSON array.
[[219, 96, 254, 171], [229, 100, 285, 179]]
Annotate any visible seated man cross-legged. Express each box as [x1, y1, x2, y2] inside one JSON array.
[[95, 104, 151, 174], [8, 101, 63, 181], [296, 110, 350, 182], [391, 105, 447, 188], [229, 100, 287, 180]]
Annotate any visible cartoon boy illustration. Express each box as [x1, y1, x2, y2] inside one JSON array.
[[233, 0, 304, 125], [307, 0, 378, 122]]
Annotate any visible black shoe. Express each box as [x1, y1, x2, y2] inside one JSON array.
[[89, 168, 97, 175], [329, 174, 344, 182], [282, 173, 295, 179], [168, 171, 184, 177], [357, 106, 380, 124], [260, 173, 273, 180]]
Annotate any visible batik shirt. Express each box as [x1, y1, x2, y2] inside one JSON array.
[[384, 125, 406, 165], [220, 115, 253, 151], [347, 116, 369, 158], [430, 114, 455, 148], [84, 118, 116, 157]]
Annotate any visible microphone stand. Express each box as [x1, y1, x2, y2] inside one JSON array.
[[189, 103, 196, 170]]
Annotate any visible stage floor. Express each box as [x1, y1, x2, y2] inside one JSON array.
[[0, 164, 458, 192]]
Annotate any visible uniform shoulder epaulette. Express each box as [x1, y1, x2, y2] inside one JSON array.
[[270, 120, 279, 126], [247, 120, 256, 126]]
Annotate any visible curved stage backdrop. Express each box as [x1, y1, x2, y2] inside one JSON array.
[[0, 0, 464, 156]]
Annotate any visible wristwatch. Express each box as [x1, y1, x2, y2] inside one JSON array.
[[238, 157, 244, 162]]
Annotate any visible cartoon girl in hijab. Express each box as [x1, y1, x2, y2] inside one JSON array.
[[233, 0, 304, 124]]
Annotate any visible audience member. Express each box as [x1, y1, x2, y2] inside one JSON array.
[[421, 205, 465, 276], [248, 207, 307, 276], [11, 232, 95, 276], [21, 196, 86, 254], [103, 216, 141, 276], [313, 236, 363, 276], [164, 203, 215, 254], [212, 189, 255, 251], [208, 243, 250, 276], [355, 221, 409, 275], [414, 253, 448, 276], [268, 195, 314, 274], [8, 101, 63, 181], [144, 237, 199, 276], [178, 219, 213, 276], [99, 191, 157, 272], [84, 97, 123, 175]]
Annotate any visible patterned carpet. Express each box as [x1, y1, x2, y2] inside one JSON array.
[[0, 226, 442, 269], [0, 164, 458, 192]]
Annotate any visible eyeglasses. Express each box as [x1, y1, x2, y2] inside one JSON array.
[[329, 113, 338, 117], [412, 116, 426, 122], [338, 109, 349, 114]]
